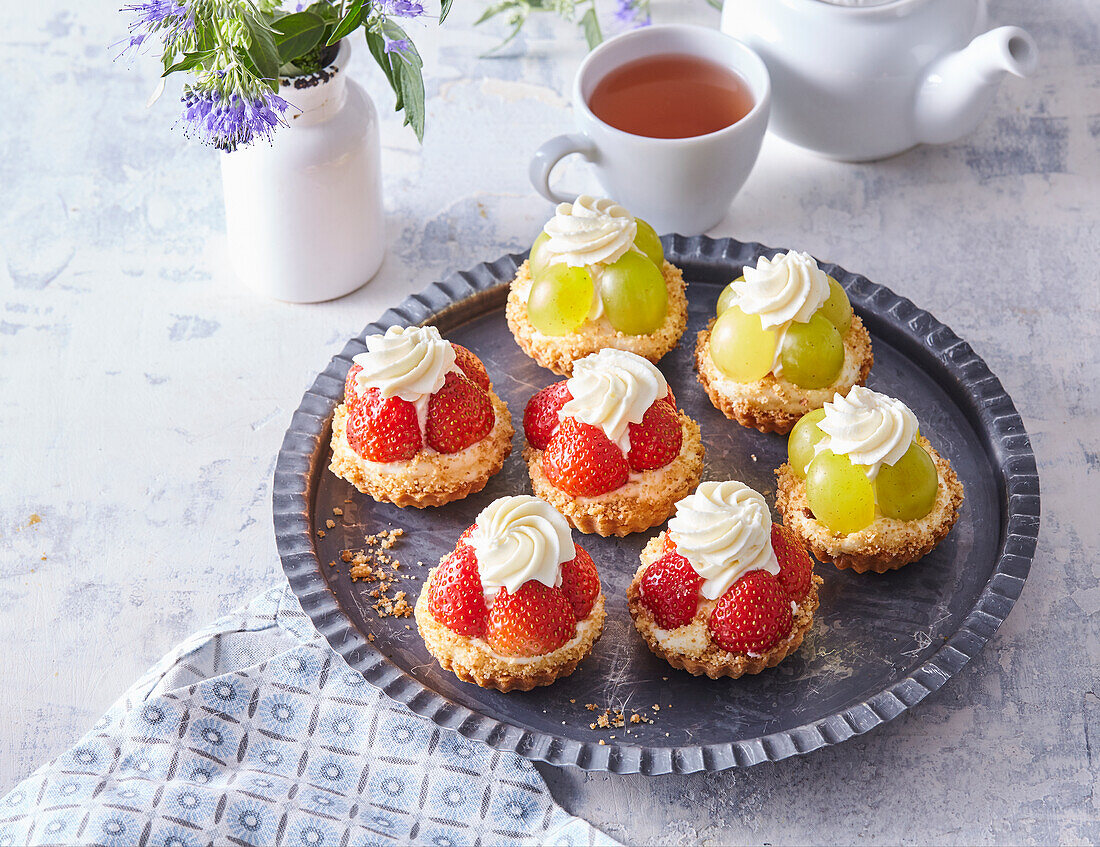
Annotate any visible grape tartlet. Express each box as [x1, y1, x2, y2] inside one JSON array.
[[775, 386, 964, 573], [414, 495, 606, 692], [522, 349, 704, 537], [627, 481, 822, 679], [506, 195, 688, 376], [329, 325, 514, 508], [695, 250, 873, 434]]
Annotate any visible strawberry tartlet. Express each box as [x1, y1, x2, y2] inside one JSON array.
[[414, 495, 606, 692], [521, 349, 705, 537], [627, 481, 822, 679], [329, 325, 514, 508]]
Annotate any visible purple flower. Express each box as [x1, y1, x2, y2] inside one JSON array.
[[383, 35, 412, 54], [613, 0, 650, 28], [118, 0, 193, 58], [180, 84, 290, 152], [380, 0, 425, 18]]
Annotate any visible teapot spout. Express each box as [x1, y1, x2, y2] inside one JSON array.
[[914, 26, 1038, 146]]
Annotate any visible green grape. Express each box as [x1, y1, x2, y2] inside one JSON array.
[[600, 251, 668, 335], [819, 276, 852, 333], [716, 275, 745, 317], [788, 408, 827, 479], [876, 441, 938, 521], [779, 312, 845, 389], [709, 305, 777, 382], [806, 450, 876, 534], [529, 231, 551, 276], [633, 218, 664, 266], [527, 264, 594, 336]]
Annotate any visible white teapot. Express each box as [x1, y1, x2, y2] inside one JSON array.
[[720, 0, 1038, 161]]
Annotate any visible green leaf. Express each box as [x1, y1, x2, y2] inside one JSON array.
[[243, 13, 281, 82], [365, 29, 398, 94], [480, 6, 530, 55], [439, 0, 456, 24], [272, 11, 326, 62], [580, 7, 601, 49], [306, 1, 340, 23], [161, 49, 216, 76], [475, 0, 521, 25], [704, 0, 722, 9], [327, 0, 364, 45], [384, 22, 424, 139]]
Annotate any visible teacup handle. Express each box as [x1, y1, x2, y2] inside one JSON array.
[[529, 134, 597, 204]]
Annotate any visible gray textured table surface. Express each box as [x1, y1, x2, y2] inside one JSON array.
[[1, 1, 1097, 844]]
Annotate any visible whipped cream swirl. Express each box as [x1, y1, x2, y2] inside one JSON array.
[[468, 495, 575, 600], [667, 481, 779, 601], [730, 251, 831, 331], [559, 349, 667, 451], [817, 386, 919, 479], [353, 325, 457, 402], [542, 195, 638, 268]]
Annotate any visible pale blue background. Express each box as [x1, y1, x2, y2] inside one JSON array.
[[1, 0, 1097, 843]]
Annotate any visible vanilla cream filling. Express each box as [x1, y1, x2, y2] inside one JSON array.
[[542, 195, 637, 268], [352, 325, 462, 438], [468, 606, 604, 665], [649, 597, 807, 659], [468, 495, 574, 599], [667, 481, 779, 600], [816, 385, 919, 480], [559, 349, 667, 451], [724, 251, 832, 377], [344, 402, 507, 477]]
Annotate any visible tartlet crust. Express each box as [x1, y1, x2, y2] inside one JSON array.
[[506, 258, 688, 376], [627, 534, 822, 679], [774, 438, 965, 573], [328, 392, 514, 508], [523, 412, 705, 537], [413, 576, 606, 693], [695, 315, 874, 435]]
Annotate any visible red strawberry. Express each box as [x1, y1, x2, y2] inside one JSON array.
[[638, 552, 703, 629], [486, 581, 576, 657], [344, 363, 363, 405], [427, 545, 487, 637], [450, 344, 491, 392], [346, 388, 422, 462], [426, 371, 495, 454], [771, 523, 813, 602], [523, 382, 572, 451], [664, 386, 676, 408], [560, 546, 600, 619], [542, 418, 629, 497], [627, 400, 682, 472], [708, 570, 793, 655], [456, 523, 477, 548]]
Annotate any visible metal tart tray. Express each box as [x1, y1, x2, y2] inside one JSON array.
[[275, 235, 1039, 774]]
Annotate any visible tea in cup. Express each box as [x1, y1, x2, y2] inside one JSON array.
[[530, 25, 771, 234]]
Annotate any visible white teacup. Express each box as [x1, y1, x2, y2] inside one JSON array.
[[529, 24, 771, 235]]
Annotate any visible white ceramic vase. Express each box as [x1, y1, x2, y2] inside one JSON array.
[[220, 41, 385, 302]]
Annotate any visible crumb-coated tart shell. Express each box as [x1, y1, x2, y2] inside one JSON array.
[[627, 534, 822, 679], [695, 315, 873, 435], [506, 259, 688, 377], [523, 413, 705, 536], [328, 393, 514, 508], [413, 578, 606, 692], [775, 438, 964, 573]]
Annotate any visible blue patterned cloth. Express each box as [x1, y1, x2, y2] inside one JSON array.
[[0, 586, 615, 847]]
